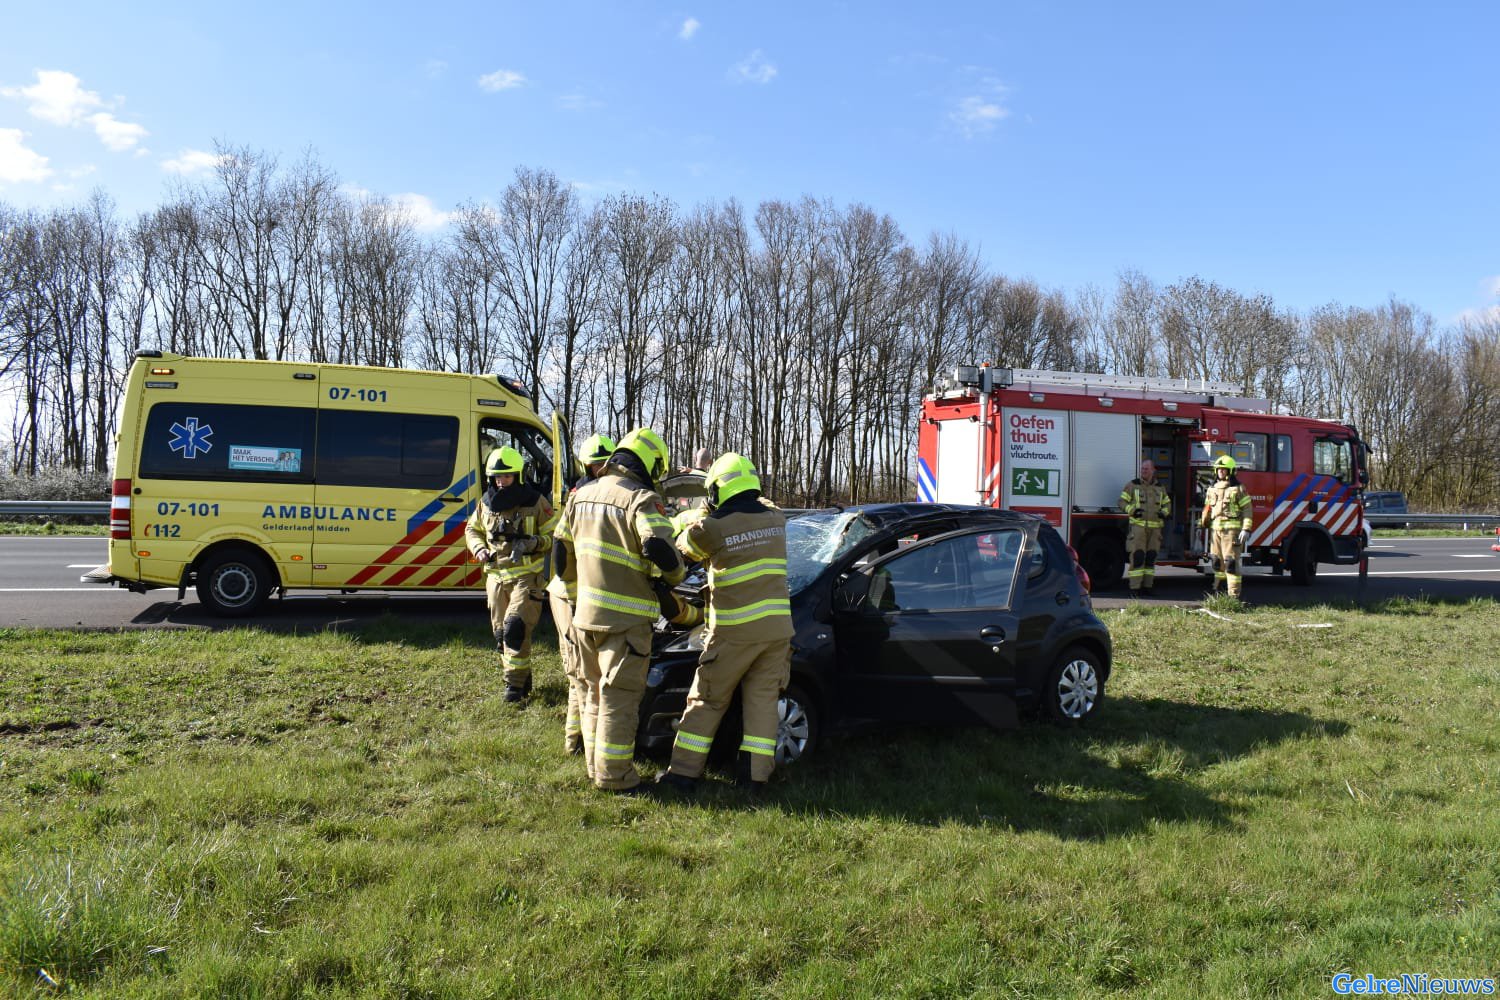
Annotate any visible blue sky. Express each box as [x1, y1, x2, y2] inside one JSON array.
[[3, 1, 1497, 326]]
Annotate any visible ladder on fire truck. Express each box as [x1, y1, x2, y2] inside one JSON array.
[[992, 368, 1271, 411]]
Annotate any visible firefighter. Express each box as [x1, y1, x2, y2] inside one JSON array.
[[466, 446, 556, 702], [548, 433, 616, 756], [554, 427, 684, 793], [1200, 455, 1253, 598], [1120, 458, 1171, 597], [657, 452, 791, 795]]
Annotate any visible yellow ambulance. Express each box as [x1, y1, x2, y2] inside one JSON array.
[[105, 351, 571, 616]]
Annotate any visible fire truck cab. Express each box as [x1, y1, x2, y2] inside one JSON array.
[[917, 366, 1369, 589]]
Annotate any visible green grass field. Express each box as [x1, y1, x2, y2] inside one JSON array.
[[2, 600, 1497, 998]]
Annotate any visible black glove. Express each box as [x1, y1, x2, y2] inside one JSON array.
[[651, 579, 677, 619], [1130, 508, 1142, 518], [510, 535, 539, 556]]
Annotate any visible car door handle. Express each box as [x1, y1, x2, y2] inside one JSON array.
[[439, 495, 466, 504], [1055, 590, 1071, 606], [979, 626, 1006, 644]]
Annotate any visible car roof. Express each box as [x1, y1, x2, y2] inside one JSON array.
[[807, 503, 1040, 530]]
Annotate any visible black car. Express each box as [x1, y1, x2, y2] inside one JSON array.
[[639, 503, 1112, 764]]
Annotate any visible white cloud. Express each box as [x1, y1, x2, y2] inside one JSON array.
[[0, 128, 53, 183], [162, 148, 224, 175], [950, 94, 1011, 137], [478, 69, 526, 92], [389, 193, 453, 231], [1483, 275, 1500, 299], [557, 93, 604, 112], [2, 69, 103, 125], [425, 59, 448, 78], [89, 112, 148, 151], [1, 70, 149, 151], [731, 50, 777, 85], [680, 17, 701, 41]]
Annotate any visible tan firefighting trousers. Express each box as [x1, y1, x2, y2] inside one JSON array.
[[1209, 529, 1244, 598], [574, 622, 653, 790], [547, 589, 587, 756], [669, 635, 791, 783], [486, 575, 545, 687], [1126, 524, 1163, 591]]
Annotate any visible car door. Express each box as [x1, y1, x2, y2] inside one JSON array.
[[833, 526, 1026, 727]]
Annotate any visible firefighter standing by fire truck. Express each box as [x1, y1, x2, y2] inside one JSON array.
[[467, 446, 557, 702], [548, 433, 615, 757], [554, 428, 685, 793], [1200, 455, 1253, 598], [657, 453, 791, 795], [1120, 459, 1171, 597]]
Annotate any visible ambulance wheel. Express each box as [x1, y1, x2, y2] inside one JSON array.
[[196, 548, 273, 617], [1288, 533, 1319, 586], [1079, 535, 1125, 590]]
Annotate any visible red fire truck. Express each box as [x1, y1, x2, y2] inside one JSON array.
[[917, 366, 1370, 589]]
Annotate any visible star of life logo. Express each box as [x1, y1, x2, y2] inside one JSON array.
[[168, 417, 213, 459]]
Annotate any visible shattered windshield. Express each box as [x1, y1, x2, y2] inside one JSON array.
[[785, 510, 878, 593]]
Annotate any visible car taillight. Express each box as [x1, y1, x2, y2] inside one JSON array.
[[1067, 544, 1091, 593], [110, 478, 131, 540]]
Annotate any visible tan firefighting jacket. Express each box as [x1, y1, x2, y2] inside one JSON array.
[[556, 469, 684, 630], [676, 499, 792, 640], [1120, 478, 1171, 529], [1202, 479, 1253, 532], [465, 487, 556, 582]]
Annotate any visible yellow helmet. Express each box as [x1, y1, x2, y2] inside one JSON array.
[[1212, 455, 1237, 472], [485, 446, 525, 478], [576, 433, 616, 466], [704, 452, 761, 506], [617, 427, 670, 483]]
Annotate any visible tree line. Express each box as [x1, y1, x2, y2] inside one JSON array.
[[2, 145, 1496, 509]]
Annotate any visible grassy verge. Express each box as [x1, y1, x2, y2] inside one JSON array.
[[0, 521, 108, 536], [2, 601, 1497, 997]]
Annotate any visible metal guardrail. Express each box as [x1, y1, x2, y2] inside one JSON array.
[[1366, 513, 1500, 529], [0, 500, 110, 517]]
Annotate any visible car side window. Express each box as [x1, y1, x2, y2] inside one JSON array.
[[865, 529, 1024, 612]]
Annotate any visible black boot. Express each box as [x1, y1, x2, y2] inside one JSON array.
[[655, 770, 699, 795], [503, 675, 532, 703]]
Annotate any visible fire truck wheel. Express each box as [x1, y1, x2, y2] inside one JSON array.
[[196, 547, 274, 617], [1288, 533, 1319, 586], [1079, 535, 1125, 590]]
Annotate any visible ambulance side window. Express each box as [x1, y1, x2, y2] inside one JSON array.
[[478, 420, 554, 488], [317, 411, 459, 489], [140, 402, 314, 483]]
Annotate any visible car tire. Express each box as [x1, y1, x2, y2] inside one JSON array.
[[1288, 532, 1318, 586], [1043, 646, 1104, 725], [1079, 534, 1125, 591], [776, 682, 819, 765], [196, 548, 273, 617]]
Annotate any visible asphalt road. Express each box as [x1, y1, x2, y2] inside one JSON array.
[[0, 534, 1496, 629]]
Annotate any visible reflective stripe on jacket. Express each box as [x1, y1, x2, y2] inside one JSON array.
[[1119, 479, 1171, 529], [465, 492, 556, 581], [1202, 480, 1253, 531], [677, 500, 792, 640], [559, 471, 683, 629]]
